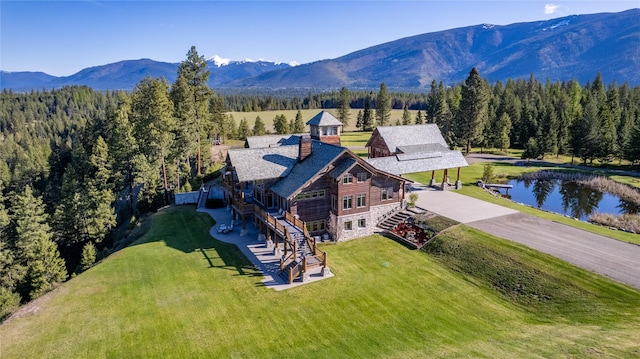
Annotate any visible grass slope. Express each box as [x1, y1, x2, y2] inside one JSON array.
[[1, 206, 639, 358]]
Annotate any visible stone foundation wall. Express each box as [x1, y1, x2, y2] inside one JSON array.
[[335, 202, 401, 242]]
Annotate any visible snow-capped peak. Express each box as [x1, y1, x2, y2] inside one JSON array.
[[482, 23, 495, 29], [207, 55, 298, 67], [209, 55, 231, 67]]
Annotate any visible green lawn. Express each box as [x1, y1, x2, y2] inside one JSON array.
[[2, 206, 639, 358], [227, 109, 423, 133]]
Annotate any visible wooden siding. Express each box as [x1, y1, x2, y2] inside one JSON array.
[[370, 174, 402, 206], [367, 132, 392, 158], [336, 165, 372, 216], [290, 176, 331, 223]]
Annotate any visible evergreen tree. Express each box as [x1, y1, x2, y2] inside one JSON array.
[[131, 77, 175, 207], [85, 136, 116, 244], [337, 87, 351, 126], [625, 121, 640, 165], [173, 46, 212, 176], [362, 97, 373, 131], [78, 242, 96, 272], [415, 110, 424, 124], [237, 118, 251, 140], [292, 110, 305, 133], [401, 105, 411, 125], [457, 68, 489, 154], [355, 110, 363, 130], [375, 83, 391, 127], [522, 138, 540, 162], [273, 114, 290, 134], [253, 116, 266, 136], [496, 112, 511, 152], [10, 186, 67, 299]]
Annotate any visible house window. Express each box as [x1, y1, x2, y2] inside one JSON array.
[[358, 218, 366, 228], [306, 220, 326, 232], [356, 193, 366, 208], [344, 221, 352, 230], [331, 195, 337, 210], [343, 195, 352, 210], [357, 172, 367, 182], [381, 187, 394, 201], [296, 189, 327, 201], [343, 173, 352, 184]]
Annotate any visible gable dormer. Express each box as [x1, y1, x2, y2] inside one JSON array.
[[306, 110, 343, 145]]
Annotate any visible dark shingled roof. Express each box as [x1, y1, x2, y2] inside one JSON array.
[[365, 124, 448, 153], [328, 157, 357, 179], [306, 110, 344, 127], [227, 146, 299, 182], [244, 134, 303, 149], [270, 141, 346, 199]]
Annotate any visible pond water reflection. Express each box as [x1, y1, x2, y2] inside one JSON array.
[[506, 179, 640, 221]]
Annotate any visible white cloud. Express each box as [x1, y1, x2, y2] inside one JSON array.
[[544, 4, 560, 15]]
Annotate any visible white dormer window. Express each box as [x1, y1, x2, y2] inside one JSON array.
[[343, 173, 353, 184]]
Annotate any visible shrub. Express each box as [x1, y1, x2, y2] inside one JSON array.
[[0, 287, 20, 321], [407, 193, 418, 207], [481, 163, 494, 183]]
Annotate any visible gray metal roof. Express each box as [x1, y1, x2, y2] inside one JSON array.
[[227, 146, 299, 182], [396, 143, 449, 154], [306, 111, 344, 127], [244, 134, 303, 149], [270, 141, 346, 199], [365, 124, 448, 153], [364, 150, 469, 176]]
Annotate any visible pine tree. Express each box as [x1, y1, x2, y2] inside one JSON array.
[[415, 110, 424, 124], [131, 77, 175, 207], [625, 121, 640, 165], [375, 83, 391, 127], [273, 114, 290, 134], [458, 68, 489, 154], [496, 112, 511, 152], [362, 98, 373, 131], [401, 105, 411, 125], [292, 110, 305, 133], [238, 118, 251, 140], [173, 46, 211, 176], [337, 87, 350, 126], [78, 242, 96, 272], [253, 116, 266, 136], [85, 136, 116, 244], [355, 110, 363, 130], [10, 186, 67, 299]]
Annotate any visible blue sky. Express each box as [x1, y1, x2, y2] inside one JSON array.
[[1, 0, 639, 76]]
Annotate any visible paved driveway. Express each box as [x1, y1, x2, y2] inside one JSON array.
[[414, 188, 640, 290]]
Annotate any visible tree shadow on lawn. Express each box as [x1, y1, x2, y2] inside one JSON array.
[[131, 207, 262, 279]]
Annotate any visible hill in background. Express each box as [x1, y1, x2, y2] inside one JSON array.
[[1, 9, 639, 91]]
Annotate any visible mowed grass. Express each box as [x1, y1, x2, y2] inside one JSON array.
[[227, 109, 422, 133], [406, 162, 640, 245], [2, 206, 640, 358]]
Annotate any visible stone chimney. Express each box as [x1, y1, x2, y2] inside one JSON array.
[[299, 135, 312, 162]]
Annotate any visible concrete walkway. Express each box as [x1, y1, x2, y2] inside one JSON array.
[[414, 187, 640, 290], [196, 206, 333, 291]]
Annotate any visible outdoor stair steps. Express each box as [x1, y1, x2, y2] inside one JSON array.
[[378, 210, 413, 230]]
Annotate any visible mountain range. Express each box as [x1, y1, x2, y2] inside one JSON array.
[[2, 9, 639, 91]]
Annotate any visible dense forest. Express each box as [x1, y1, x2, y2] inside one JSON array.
[[1, 45, 640, 319]]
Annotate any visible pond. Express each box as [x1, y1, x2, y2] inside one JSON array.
[[505, 178, 640, 221]]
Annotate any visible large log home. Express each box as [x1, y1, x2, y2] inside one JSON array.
[[223, 111, 407, 242]]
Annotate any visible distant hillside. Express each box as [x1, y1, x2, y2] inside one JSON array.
[[2, 9, 639, 91], [0, 59, 292, 91], [228, 9, 640, 88]]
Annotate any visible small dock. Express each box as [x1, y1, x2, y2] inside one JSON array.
[[482, 183, 513, 195]]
